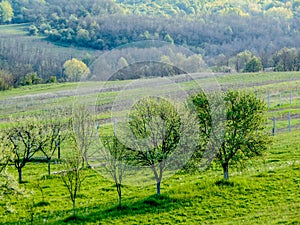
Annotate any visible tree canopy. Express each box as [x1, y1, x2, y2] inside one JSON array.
[[192, 90, 271, 180]]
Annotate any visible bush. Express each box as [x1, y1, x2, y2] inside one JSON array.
[[47, 76, 57, 83], [22, 72, 42, 86]]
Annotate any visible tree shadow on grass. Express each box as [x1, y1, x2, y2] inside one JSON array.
[[75, 194, 185, 224], [0, 194, 186, 225]]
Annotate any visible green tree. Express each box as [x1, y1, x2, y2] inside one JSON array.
[[192, 90, 271, 180], [273, 48, 297, 71], [125, 97, 197, 195], [0, 1, 13, 23], [99, 135, 128, 207], [244, 56, 263, 72], [76, 28, 90, 45], [63, 58, 90, 82], [230, 50, 253, 72]]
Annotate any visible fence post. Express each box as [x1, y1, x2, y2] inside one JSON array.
[[267, 92, 270, 109], [272, 117, 276, 136], [290, 90, 293, 105], [288, 112, 291, 132]]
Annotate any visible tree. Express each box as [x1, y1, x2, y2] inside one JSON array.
[[125, 96, 197, 195], [0, 134, 22, 210], [60, 139, 87, 218], [71, 104, 95, 168], [273, 48, 297, 71], [39, 113, 66, 175], [6, 118, 44, 183], [0, 70, 13, 91], [0, 1, 13, 23], [230, 50, 253, 72], [63, 58, 90, 82], [244, 56, 263, 72], [99, 135, 128, 207], [192, 90, 271, 180]]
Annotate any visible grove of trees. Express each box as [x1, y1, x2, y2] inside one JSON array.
[[0, 89, 271, 216]]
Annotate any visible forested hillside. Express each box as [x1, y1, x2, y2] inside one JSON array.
[[2, 0, 300, 88]]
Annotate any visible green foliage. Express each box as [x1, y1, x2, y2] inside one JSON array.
[[22, 72, 42, 86], [99, 135, 129, 206], [126, 97, 182, 194], [244, 56, 263, 72], [273, 47, 299, 71], [47, 76, 57, 83], [192, 90, 272, 180], [0, 72, 299, 224]]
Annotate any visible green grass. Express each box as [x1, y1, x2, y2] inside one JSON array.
[[0, 129, 299, 224], [0, 71, 300, 224], [0, 24, 29, 36]]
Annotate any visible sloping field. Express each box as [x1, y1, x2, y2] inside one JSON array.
[[0, 72, 299, 224]]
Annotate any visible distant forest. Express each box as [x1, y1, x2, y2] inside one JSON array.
[[1, 0, 300, 88]]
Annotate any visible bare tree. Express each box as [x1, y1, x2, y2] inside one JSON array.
[[71, 104, 95, 168], [0, 133, 22, 209], [39, 111, 67, 175], [60, 139, 87, 217], [6, 118, 44, 183]]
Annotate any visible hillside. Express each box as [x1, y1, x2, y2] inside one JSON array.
[[0, 72, 299, 224], [1, 0, 300, 90]]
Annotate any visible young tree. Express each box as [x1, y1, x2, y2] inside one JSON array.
[[71, 104, 95, 168], [192, 90, 271, 180], [99, 135, 128, 207], [60, 140, 87, 218], [6, 118, 44, 183], [125, 96, 197, 195], [39, 117, 66, 175], [0, 134, 22, 209]]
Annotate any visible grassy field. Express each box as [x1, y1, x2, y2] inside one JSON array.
[[0, 72, 300, 224]]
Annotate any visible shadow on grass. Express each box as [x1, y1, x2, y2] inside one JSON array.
[[72, 194, 184, 224], [215, 179, 235, 187], [0, 194, 186, 225]]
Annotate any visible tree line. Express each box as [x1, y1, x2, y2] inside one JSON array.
[[3, 0, 300, 61]]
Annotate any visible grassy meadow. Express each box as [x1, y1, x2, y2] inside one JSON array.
[[0, 72, 300, 224]]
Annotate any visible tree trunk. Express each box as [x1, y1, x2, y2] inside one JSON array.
[[116, 183, 122, 207], [156, 182, 161, 195], [48, 160, 51, 176], [222, 163, 229, 180], [18, 167, 22, 183], [72, 200, 76, 217], [57, 136, 61, 159]]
